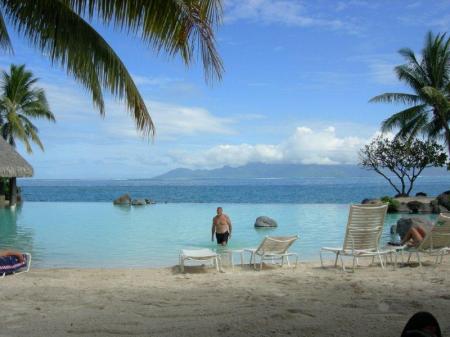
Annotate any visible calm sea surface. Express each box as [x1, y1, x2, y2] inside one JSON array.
[[0, 177, 447, 268], [18, 176, 449, 203]]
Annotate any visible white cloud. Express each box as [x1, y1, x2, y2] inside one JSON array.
[[224, 0, 346, 31], [38, 81, 235, 140], [131, 74, 178, 87], [170, 126, 371, 168]]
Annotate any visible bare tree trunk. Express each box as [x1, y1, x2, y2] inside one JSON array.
[[9, 177, 17, 207]]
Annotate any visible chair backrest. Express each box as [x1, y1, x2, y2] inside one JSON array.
[[419, 213, 450, 251], [255, 235, 298, 255], [342, 204, 388, 251]]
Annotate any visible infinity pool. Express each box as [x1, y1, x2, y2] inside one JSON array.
[[0, 202, 437, 268]]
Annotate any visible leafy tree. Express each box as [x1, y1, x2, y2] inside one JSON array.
[[0, 0, 223, 137], [0, 64, 55, 153], [370, 32, 450, 155], [359, 136, 447, 196]]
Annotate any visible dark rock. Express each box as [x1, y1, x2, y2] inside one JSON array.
[[145, 199, 156, 205], [255, 216, 278, 228], [113, 193, 131, 205], [437, 191, 450, 210], [395, 217, 433, 240], [415, 192, 427, 197], [131, 199, 147, 206], [407, 200, 424, 214], [395, 193, 408, 198], [361, 198, 383, 205], [431, 199, 440, 214]]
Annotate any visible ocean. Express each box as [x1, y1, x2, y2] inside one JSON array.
[[18, 175, 449, 203]]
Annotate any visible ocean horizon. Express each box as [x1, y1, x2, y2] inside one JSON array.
[[18, 175, 450, 203]]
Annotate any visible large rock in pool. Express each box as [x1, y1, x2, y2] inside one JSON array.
[[254, 216, 278, 228], [437, 191, 450, 210], [394, 217, 433, 240], [131, 199, 147, 206], [113, 193, 131, 205]]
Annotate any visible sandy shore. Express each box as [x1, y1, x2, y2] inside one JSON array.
[[1, 259, 450, 337]]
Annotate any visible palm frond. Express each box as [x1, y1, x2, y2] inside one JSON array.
[[65, 0, 224, 82], [2, 0, 154, 136], [0, 10, 12, 51], [369, 93, 421, 105], [381, 104, 428, 133]]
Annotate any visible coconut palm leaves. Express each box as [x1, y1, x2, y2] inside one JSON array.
[[0, 64, 55, 153], [370, 32, 450, 153], [0, 0, 223, 137]]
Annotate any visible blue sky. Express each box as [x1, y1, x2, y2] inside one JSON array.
[[2, 0, 450, 179]]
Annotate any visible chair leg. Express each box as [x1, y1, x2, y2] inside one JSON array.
[[260, 257, 263, 271], [334, 252, 339, 267], [339, 255, 346, 272], [371, 256, 375, 266], [407, 252, 412, 264], [180, 258, 184, 273], [319, 250, 325, 268], [416, 252, 422, 267], [286, 256, 291, 267], [378, 253, 385, 269]]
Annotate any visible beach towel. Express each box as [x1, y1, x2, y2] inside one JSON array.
[[0, 254, 27, 275]]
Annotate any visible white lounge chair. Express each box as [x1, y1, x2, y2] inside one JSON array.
[[405, 213, 450, 267], [320, 204, 388, 271], [244, 235, 299, 270], [0, 253, 32, 278], [179, 249, 220, 272]]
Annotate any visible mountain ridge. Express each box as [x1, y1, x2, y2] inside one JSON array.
[[153, 163, 448, 180]]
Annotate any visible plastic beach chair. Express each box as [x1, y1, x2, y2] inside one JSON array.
[[244, 235, 299, 270], [0, 253, 32, 278], [405, 213, 450, 267], [179, 248, 220, 272], [320, 204, 388, 271]]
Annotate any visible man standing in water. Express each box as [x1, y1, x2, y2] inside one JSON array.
[[211, 207, 232, 246]]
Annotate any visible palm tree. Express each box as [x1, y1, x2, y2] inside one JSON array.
[[0, 1, 223, 138], [370, 32, 450, 154], [0, 64, 55, 153]]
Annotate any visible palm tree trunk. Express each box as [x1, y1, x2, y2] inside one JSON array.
[[8, 177, 17, 207]]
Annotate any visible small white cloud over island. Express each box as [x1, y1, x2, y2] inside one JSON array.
[[170, 126, 368, 168]]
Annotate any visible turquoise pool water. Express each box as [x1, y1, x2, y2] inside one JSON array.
[[0, 202, 437, 268]]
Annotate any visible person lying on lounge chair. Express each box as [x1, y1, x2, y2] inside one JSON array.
[[0, 250, 25, 263], [401, 225, 428, 247]]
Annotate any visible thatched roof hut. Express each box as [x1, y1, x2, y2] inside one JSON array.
[[0, 137, 33, 178]]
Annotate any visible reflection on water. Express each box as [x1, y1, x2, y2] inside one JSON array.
[[0, 205, 35, 255], [0, 202, 439, 268]]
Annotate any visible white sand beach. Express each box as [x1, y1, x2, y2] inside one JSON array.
[[1, 260, 450, 337]]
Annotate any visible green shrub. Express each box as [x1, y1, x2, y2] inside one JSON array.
[[380, 196, 400, 212]]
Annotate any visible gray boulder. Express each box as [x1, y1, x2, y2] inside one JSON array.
[[407, 200, 424, 213], [131, 199, 147, 206], [437, 191, 450, 210], [394, 217, 433, 240], [113, 193, 131, 205], [255, 216, 278, 228], [361, 198, 383, 206]]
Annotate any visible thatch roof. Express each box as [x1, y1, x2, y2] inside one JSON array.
[[0, 137, 33, 177]]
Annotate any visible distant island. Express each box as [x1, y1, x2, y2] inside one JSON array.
[[153, 163, 448, 180]]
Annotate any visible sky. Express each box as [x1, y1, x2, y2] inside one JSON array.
[[1, 0, 450, 179]]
